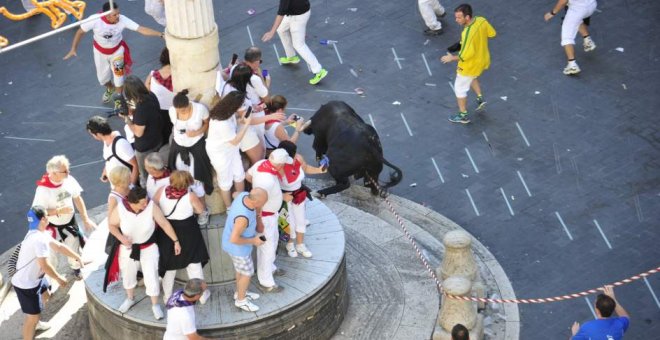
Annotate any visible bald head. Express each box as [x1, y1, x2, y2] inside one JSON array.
[[248, 188, 268, 208]]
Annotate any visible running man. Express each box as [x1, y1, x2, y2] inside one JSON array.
[[544, 0, 597, 75]]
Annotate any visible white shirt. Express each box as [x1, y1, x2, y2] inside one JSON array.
[[32, 176, 83, 225], [247, 74, 268, 106], [103, 131, 135, 176], [80, 14, 139, 49], [169, 102, 209, 148], [568, 0, 597, 8], [117, 200, 156, 244], [159, 191, 194, 221], [163, 304, 197, 340], [280, 161, 305, 191], [248, 160, 283, 213], [206, 116, 238, 151], [147, 175, 170, 199], [11, 230, 52, 289], [149, 70, 175, 111]]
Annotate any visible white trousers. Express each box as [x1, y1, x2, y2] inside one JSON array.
[[119, 243, 160, 297], [287, 200, 307, 240], [93, 46, 126, 87], [561, 3, 597, 46], [49, 227, 81, 270], [277, 10, 322, 74], [418, 0, 445, 30], [145, 0, 167, 26], [256, 215, 279, 287], [162, 262, 204, 301], [208, 147, 245, 191]]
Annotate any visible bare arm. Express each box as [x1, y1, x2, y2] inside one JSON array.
[[186, 332, 209, 340], [108, 208, 130, 246], [190, 194, 205, 215], [603, 285, 629, 318], [50, 240, 83, 265], [298, 154, 326, 175], [186, 118, 209, 138], [137, 26, 164, 38], [229, 115, 253, 145], [124, 118, 146, 137], [64, 28, 86, 59], [73, 195, 97, 231], [153, 204, 182, 255], [144, 73, 152, 91], [37, 257, 66, 286], [262, 15, 284, 42], [545, 0, 568, 21], [229, 216, 262, 246], [129, 157, 139, 185]]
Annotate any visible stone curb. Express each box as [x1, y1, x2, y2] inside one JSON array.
[[306, 179, 520, 340]]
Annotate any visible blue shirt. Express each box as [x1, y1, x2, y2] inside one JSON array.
[[572, 317, 630, 340], [222, 192, 257, 257]]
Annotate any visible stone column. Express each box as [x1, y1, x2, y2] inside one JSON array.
[[163, 0, 225, 217], [164, 0, 233, 284], [164, 0, 220, 107], [439, 230, 486, 309], [433, 277, 484, 340]]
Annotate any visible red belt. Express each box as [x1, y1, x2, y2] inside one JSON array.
[[139, 242, 154, 250], [261, 211, 276, 217], [93, 40, 133, 75]]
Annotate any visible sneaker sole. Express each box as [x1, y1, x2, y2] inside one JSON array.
[[280, 59, 301, 65], [235, 304, 260, 312], [563, 70, 581, 75], [448, 116, 471, 124], [476, 102, 487, 112], [309, 70, 328, 85]]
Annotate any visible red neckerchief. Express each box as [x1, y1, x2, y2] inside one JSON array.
[[257, 160, 281, 178], [121, 198, 149, 214], [36, 173, 61, 188], [152, 70, 173, 91], [165, 186, 187, 199], [283, 159, 302, 183], [153, 169, 171, 180], [94, 12, 132, 74]]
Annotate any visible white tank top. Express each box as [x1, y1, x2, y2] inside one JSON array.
[[118, 200, 155, 244], [150, 70, 175, 111], [280, 161, 305, 191], [158, 190, 194, 221], [147, 175, 170, 199], [264, 122, 282, 150]]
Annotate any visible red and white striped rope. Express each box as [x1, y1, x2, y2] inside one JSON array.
[[367, 176, 660, 304]]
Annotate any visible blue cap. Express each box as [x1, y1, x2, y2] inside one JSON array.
[[27, 209, 41, 230]]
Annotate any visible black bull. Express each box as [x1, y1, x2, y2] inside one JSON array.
[[303, 101, 403, 196]]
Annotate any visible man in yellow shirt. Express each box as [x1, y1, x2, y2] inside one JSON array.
[[441, 4, 496, 124]]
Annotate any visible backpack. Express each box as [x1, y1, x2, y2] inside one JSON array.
[[106, 135, 133, 171], [6, 243, 21, 277]]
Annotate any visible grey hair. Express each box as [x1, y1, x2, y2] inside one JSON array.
[[46, 155, 70, 174], [184, 278, 205, 297], [144, 152, 165, 170], [244, 46, 262, 62]]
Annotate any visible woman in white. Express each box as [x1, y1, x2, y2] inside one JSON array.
[[217, 64, 285, 166], [107, 187, 180, 320], [277, 141, 326, 258], [206, 91, 253, 209], [145, 47, 174, 111], [168, 90, 214, 202], [263, 95, 306, 155], [154, 171, 210, 304]]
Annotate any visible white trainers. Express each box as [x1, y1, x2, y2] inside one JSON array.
[[197, 209, 209, 226], [235, 299, 260, 312], [118, 298, 135, 313], [199, 289, 211, 305], [296, 244, 313, 258], [286, 242, 298, 257], [563, 63, 581, 75], [152, 304, 164, 320], [233, 291, 261, 300], [35, 321, 51, 331], [583, 37, 596, 52]]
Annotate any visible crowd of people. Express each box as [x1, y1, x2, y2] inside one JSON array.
[[10, 1, 625, 340]]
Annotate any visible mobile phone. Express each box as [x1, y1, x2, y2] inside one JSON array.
[[231, 53, 238, 65], [292, 114, 301, 121], [259, 235, 266, 241], [179, 128, 186, 134], [262, 69, 269, 78], [244, 106, 252, 118]]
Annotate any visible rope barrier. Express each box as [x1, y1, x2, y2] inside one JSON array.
[[365, 175, 659, 304]]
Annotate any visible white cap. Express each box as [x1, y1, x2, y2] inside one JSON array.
[[270, 148, 294, 165]]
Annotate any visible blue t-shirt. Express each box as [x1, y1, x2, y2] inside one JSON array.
[[222, 192, 257, 257], [572, 317, 629, 340]]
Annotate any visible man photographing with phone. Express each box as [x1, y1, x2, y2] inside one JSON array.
[[222, 188, 268, 312]]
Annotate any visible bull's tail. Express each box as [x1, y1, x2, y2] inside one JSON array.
[[380, 157, 403, 189]]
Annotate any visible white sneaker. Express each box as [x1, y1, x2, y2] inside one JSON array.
[[296, 244, 313, 258], [286, 242, 298, 257], [199, 289, 211, 305], [233, 291, 261, 300], [152, 304, 164, 320], [35, 321, 51, 331], [118, 298, 135, 313], [197, 209, 209, 226], [563, 63, 581, 75], [235, 299, 260, 312], [583, 38, 596, 52]]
